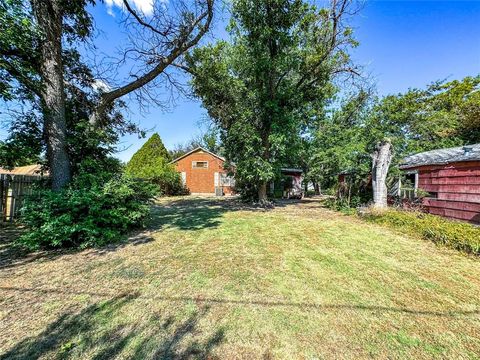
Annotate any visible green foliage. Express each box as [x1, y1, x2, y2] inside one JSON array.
[[323, 197, 358, 215], [127, 133, 171, 168], [126, 133, 187, 195], [309, 75, 480, 204], [188, 0, 358, 199], [169, 126, 222, 160], [308, 91, 372, 190], [19, 172, 158, 250], [366, 76, 480, 160], [0, 0, 141, 176], [363, 209, 480, 255]]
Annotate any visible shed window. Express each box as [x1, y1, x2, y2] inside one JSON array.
[[192, 161, 208, 169], [427, 191, 438, 199]]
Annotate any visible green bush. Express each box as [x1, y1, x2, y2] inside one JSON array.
[[18, 174, 158, 250], [324, 195, 364, 215], [362, 209, 480, 255], [125, 133, 188, 196], [127, 157, 189, 196]]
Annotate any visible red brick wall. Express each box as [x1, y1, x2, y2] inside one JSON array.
[[173, 149, 233, 194], [414, 161, 480, 223]]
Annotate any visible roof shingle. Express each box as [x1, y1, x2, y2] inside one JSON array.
[[400, 144, 480, 169]]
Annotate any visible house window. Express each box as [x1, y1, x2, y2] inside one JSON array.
[[192, 161, 208, 169]]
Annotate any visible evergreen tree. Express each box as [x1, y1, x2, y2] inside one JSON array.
[[126, 133, 171, 176], [126, 133, 186, 195]]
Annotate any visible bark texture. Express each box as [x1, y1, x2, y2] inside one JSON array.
[[371, 139, 393, 209], [32, 0, 71, 190], [258, 182, 268, 202]]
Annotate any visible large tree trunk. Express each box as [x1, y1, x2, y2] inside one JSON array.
[[32, 0, 71, 190], [258, 182, 268, 202], [371, 139, 393, 209]]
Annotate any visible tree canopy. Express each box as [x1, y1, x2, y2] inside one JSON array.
[[125, 133, 186, 195], [0, 0, 214, 189], [188, 0, 360, 200], [306, 75, 480, 204]]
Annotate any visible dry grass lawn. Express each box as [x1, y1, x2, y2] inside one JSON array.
[[0, 197, 479, 359]]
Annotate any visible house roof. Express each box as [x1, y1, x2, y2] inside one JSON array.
[[400, 143, 480, 169], [170, 147, 226, 164], [281, 168, 303, 173], [0, 164, 45, 176]]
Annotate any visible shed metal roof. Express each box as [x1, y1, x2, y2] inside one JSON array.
[[280, 168, 303, 173], [400, 143, 480, 169]]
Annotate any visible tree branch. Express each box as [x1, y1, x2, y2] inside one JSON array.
[[90, 0, 214, 126], [0, 59, 41, 98], [122, 0, 172, 37]]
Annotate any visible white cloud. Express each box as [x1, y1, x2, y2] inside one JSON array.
[[106, 0, 154, 17]]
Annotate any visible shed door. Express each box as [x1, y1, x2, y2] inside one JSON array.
[[214, 172, 219, 187], [181, 172, 186, 185]]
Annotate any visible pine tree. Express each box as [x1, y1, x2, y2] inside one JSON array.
[[126, 133, 187, 195], [126, 133, 171, 176]]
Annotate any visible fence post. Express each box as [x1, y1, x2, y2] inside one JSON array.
[[0, 174, 5, 222], [0, 174, 41, 223]]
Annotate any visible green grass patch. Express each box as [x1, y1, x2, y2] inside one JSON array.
[[1, 197, 479, 359]]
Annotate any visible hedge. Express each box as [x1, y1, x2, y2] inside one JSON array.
[[362, 209, 480, 256]]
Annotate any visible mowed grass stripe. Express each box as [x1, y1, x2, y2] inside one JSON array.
[[0, 197, 478, 359]]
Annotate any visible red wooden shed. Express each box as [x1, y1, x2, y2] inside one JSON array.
[[399, 144, 480, 223]]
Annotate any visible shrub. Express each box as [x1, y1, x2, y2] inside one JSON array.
[[324, 197, 357, 215], [362, 209, 480, 255], [125, 133, 188, 196], [324, 194, 367, 215], [18, 174, 158, 250]]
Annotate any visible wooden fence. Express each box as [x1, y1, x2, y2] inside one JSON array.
[[0, 174, 42, 222]]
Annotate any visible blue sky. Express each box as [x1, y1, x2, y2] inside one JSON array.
[[104, 0, 479, 163], [2, 1, 479, 162]]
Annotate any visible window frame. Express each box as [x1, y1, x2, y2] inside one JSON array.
[[192, 161, 208, 169]]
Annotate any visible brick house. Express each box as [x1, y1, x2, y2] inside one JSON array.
[[171, 147, 235, 195]]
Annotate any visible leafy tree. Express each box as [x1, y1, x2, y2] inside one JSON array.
[[311, 75, 480, 206], [188, 0, 360, 201], [366, 75, 480, 161], [169, 126, 222, 159], [0, 0, 214, 190], [307, 91, 371, 191]]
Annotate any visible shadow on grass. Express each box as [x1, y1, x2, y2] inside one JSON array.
[[0, 197, 315, 265], [89, 197, 252, 256], [0, 292, 225, 360], [2, 286, 478, 319], [149, 196, 316, 232], [148, 196, 277, 232], [0, 226, 66, 271]]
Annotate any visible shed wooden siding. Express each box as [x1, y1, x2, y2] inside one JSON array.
[[414, 161, 480, 223], [173, 149, 234, 194]]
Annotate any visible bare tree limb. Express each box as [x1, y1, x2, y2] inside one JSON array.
[[90, 0, 214, 126], [121, 0, 172, 37]]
